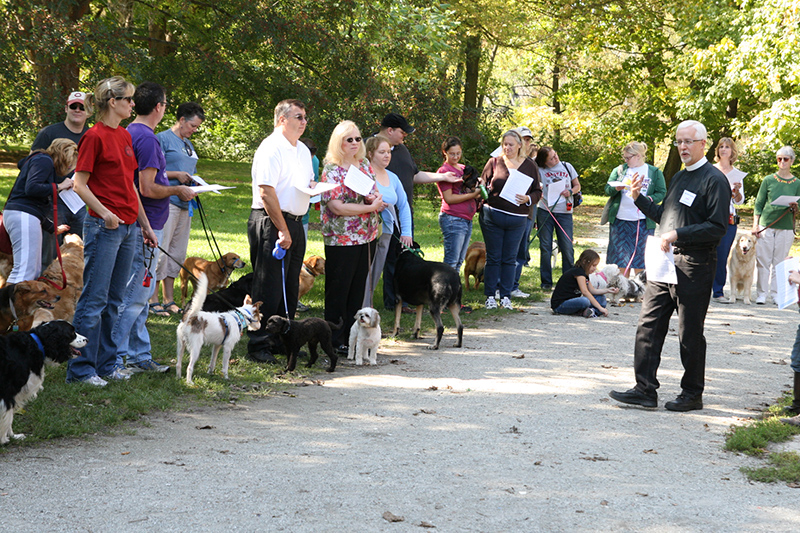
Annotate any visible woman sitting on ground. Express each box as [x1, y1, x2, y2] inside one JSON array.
[[551, 249, 618, 318], [3, 138, 76, 283]]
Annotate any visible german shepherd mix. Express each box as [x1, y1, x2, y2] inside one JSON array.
[[391, 242, 463, 350]]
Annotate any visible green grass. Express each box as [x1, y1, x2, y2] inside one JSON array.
[[741, 452, 800, 483], [0, 151, 605, 448]]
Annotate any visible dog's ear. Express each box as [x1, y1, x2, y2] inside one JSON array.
[[254, 301, 262, 310], [244, 294, 252, 305]]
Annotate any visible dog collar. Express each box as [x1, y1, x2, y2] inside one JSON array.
[[303, 264, 318, 277], [597, 272, 607, 282], [233, 309, 251, 330], [30, 333, 45, 358]]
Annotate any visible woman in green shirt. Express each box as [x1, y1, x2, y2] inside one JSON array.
[[752, 146, 800, 304]]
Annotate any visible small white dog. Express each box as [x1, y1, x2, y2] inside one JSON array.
[[348, 307, 381, 365], [176, 273, 262, 384], [590, 264, 621, 291]]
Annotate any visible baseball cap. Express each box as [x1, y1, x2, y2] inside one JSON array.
[[67, 91, 87, 105], [381, 113, 415, 134], [515, 126, 533, 138]]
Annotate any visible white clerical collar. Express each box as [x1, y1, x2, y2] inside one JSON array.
[[685, 156, 707, 171]]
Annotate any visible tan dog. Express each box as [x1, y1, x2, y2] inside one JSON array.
[[463, 241, 486, 290], [728, 233, 757, 304], [299, 255, 325, 300], [0, 252, 12, 288], [0, 280, 61, 334], [180, 253, 246, 304]]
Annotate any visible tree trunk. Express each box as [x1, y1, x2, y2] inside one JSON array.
[[551, 50, 562, 145], [463, 34, 480, 110]]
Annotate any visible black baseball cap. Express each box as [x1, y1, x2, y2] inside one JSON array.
[[381, 113, 415, 134]]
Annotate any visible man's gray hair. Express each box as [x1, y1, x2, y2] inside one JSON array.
[[676, 120, 707, 140], [273, 99, 305, 127], [777, 145, 796, 160]]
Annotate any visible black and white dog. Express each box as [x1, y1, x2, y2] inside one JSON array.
[[0, 320, 87, 444]]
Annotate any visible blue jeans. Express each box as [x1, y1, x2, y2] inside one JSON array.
[[112, 228, 163, 367], [514, 215, 535, 291], [439, 212, 473, 271], [66, 217, 138, 381], [479, 206, 527, 298], [554, 294, 607, 315], [537, 209, 574, 287], [713, 223, 738, 297]]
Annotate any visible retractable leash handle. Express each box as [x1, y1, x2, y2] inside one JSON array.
[[273, 241, 290, 325]]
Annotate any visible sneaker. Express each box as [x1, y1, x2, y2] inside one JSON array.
[[510, 289, 530, 298], [103, 365, 132, 381], [756, 294, 766, 305], [81, 375, 108, 387], [129, 359, 170, 373], [495, 290, 500, 300], [541, 284, 553, 291], [296, 302, 310, 312], [582, 308, 599, 318], [712, 295, 729, 304], [500, 296, 513, 310], [485, 296, 498, 310]]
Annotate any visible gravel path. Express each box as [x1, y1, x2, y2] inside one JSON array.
[[2, 295, 800, 531]]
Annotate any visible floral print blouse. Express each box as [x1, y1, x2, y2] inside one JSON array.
[[320, 158, 381, 246]]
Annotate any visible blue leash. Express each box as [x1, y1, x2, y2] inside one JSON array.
[[273, 241, 290, 330]]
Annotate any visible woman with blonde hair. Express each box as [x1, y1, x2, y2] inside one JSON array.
[[66, 76, 159, 387], [320, 120, 384, 353], [711, 137, 747, 303], [603, 141, 667, 275], [3, 138, 76, 282]]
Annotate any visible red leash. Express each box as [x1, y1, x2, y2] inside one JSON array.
[[37, 182, 67, 291]]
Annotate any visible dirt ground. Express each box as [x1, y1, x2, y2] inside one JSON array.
[[2, 286, 800, 531]]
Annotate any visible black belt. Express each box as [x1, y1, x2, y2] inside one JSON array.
[[254, 208, 303, 222]]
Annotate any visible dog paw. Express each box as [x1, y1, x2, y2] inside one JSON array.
[[11, 433, 25, 440], [427, 344, 440, 351]]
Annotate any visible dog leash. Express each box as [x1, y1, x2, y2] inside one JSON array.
[[194, 196, 225, 265], [272, 241, 290, 332]]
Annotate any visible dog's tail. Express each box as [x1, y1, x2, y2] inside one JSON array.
[[183, 273, 208, 322], [327, 317, 344, 331]]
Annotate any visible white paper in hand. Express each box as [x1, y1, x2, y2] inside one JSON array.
[[343, 165, 375, 196], [770, 195, 800, 207], [59, 189, 85, 214], [775, 257, 800, 309], [644, 235, 677, 284], [498, 169, 533, 205], [546, 181, 565, 207]]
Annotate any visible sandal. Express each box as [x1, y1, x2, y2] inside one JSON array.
[[149, 303, 170, 317], [163, 301, 183, 315]]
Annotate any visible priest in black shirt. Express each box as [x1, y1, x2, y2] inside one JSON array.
[[610, 120, 731, 412]]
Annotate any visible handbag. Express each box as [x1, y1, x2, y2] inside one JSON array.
[[600, 196, 613, 225], [0, 213, 11, 255]]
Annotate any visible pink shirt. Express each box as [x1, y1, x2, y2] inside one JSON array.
[[437, 163, 477, 221]]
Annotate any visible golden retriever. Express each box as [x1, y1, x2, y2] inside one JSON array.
[[298, 255, 325, 300], [179, 253, 246, 304], [728, 233, 757, 304], [0, 280, 61, 334]]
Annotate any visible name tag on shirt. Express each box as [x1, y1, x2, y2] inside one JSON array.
[[679, 190, 696, 207]]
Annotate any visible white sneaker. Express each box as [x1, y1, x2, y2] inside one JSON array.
[[756, 294, 766, 305], [485, 296, 498, 310], [712, 295, 729, 304], [510, 289, 530, 298], [495, 290, 500, 300], [83, 375, 108, 387], [500, 296, 513, 310]]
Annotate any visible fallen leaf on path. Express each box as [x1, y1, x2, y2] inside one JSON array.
[[382, 511, 405, 522], [635, 492, 648, 497], [581, 455, 609, 462], [601, 365, 616, 369], [419, 521, 436, 528], [414, 409, 436, 416], [534, 461, 542, 466], [771, 359, 788, 365], [787, 482, 800, 489], [600, 500, 609, 506], [121, 451, 130, 455], [195, 425, 214, 430], [512, 354, 525, 359], [162, 461, 186, 466], [730, 351, 741, 354], [643, 449, 657, 454], [427, 386, 438, 391]]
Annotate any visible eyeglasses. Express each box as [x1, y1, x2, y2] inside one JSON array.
[[183, 140, 193, 156], [622, 154, 637, 161], [777, 157, 793, 162], [68, 103, 85, 111], [673, 139, 704, 147], [112, 96, 134, 103], [346, 137, 362, 143], [290, 114, 307, 122], [160, 100, 168, 107]]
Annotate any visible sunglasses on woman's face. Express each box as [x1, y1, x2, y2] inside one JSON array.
[[68, 103, 85, 111], [346, 137, 362, 143], [778, 157, 792, 162], [112, 96, 134, 103]]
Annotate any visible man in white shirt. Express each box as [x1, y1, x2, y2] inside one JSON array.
[[247, 99, 314, 363]]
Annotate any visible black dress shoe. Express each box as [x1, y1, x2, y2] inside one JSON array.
[[609, 388, 657, 408], [336, 345, 349, 356], [664, 394, 703, 412], [247, 349, 279, 364]]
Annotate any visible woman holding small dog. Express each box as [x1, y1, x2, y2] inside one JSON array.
[[362, 135, 412, 308], [604, 141, 667, 277], [479, 130, 542, 310], [320, 121, 384, 352], [66, 76, 159, 387], [551, 249, 618, 318], [752, 146, 800, 305], [3, 139, 76, 283], [711, 137, 746, 303], [437, 136, 481, 271]]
